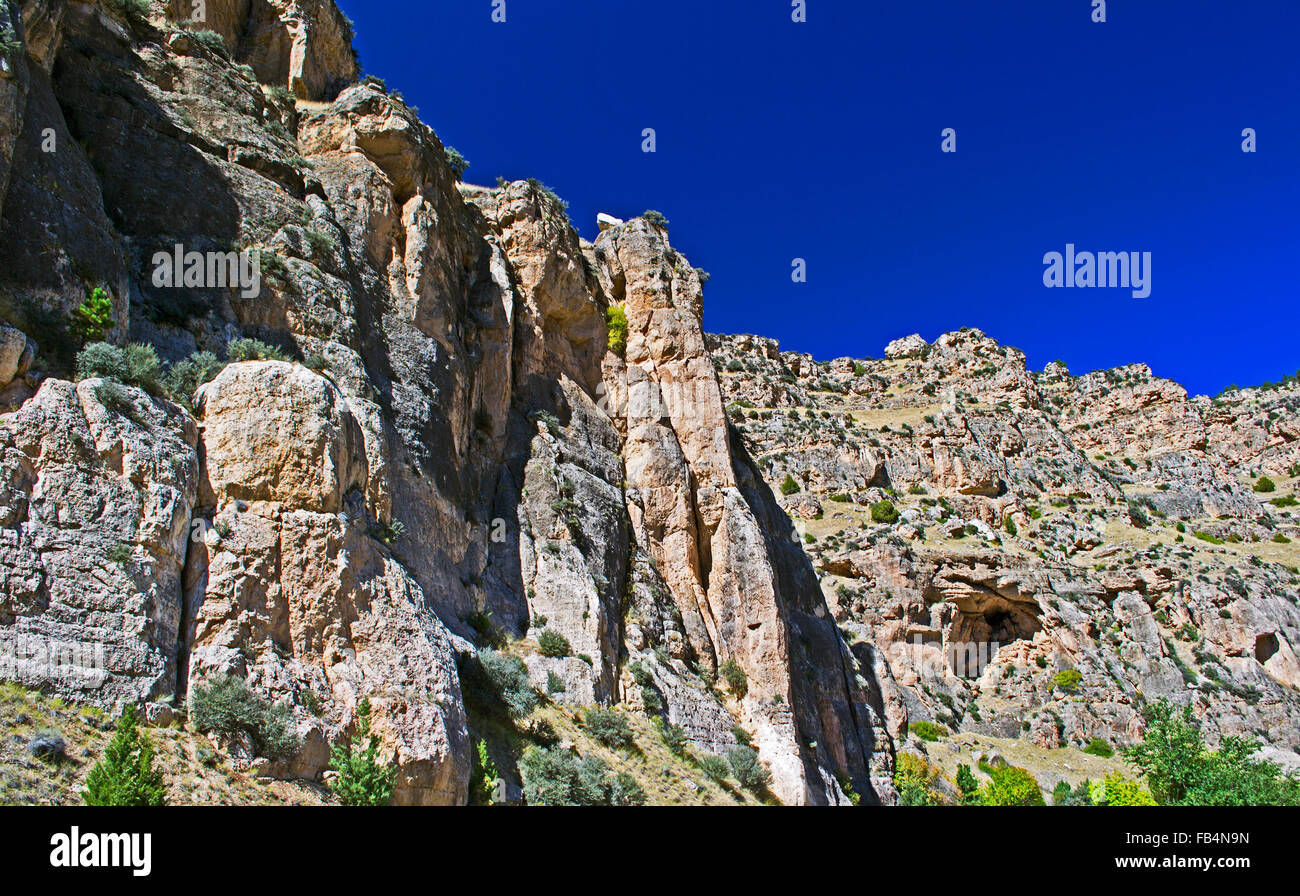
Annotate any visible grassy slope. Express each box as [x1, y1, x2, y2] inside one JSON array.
[[0, 683, 332, 806]]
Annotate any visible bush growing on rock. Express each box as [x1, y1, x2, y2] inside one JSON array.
[[719, 658, 748, 698], [1082, 737, 1114, 758], [780, 474, 800, 496], [227, 336, 289, 362], [76, 342, 164, 395], [477, 649, 540, 719], [1051, 669, 1083, 693], [605, 305, 628, 356], [71, 287, 115, 343], [519, 746, 646, 806], [189, 675, 300, 760], [908, 720, 946, 742], [1254, 476, 1276, 494], [444, 146, 470, 180], [328, 698, 397, 807], [536, 628, 572, 658], [161, 351, 223, 408], [642, 210, 669, 229]]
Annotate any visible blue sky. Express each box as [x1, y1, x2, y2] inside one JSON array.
[[340, 0, 1299, 397]]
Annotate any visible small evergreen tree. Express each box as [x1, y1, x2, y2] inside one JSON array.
[[955, 764, 981, 805], [329, 698, 397, 806], [83, 706, 166, 806], [72, 287, 115, 344]]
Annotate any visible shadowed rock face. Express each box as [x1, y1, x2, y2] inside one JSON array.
[[0, 1, 895, 804]]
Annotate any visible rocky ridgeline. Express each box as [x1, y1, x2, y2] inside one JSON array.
[[0, 0, 891, 804], [710, 329, 1300, 773]]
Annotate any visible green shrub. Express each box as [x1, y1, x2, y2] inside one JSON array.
[[536, 628, 572, 658], [519, 746, 645, 806], [328, 698, 396, 806], [1254, 476, 1276, 494], [583, 707, 634, 750], [105, 0, 151, 31], [908, 720, 946, 742], [1092, 772, 1157, 806], [870, 500, 899, 525], [982, 766, 1045, 806], [227, 336, 289, 363], [1126, 700, 1300, 805], [444, 146, 470, 180], [189, 675, 300, 760], [83, 706, 166, 806], [545, 671, 566, 694], [1003, 516, 1017, 537], [189, 29, 229, 58], [780, 474, 800, 496], [161, 351, 223, 408], [106, 542, 134, 565], [894, 753, 941, 806], [658, 720, 688, 755], [1273, 532, 1292, 544], [76, 342, 127, 382], [72, 287, 115, 343], [956, 764, 981, 805], [470, 739, 500, 805], [1271, 495, 1298, 508], [719, 658, 748, 698], [726, 745, 771, 793], [1051, 669, 1083, 693], [642, 210, 669, 229], [605, 305, 628, 356], [478, 649, 539, 719], [697, 753, 731, 783], [1083, 737, 1114, 758], [76, 342, 164, 395]]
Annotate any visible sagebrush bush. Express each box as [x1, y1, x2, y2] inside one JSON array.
[[908, 720, 946, 742], [161, 351, 223, 408], [76, 342, 163, 395], [189, 675, 300, 760], [444, 146, 469, 180], [536, 628, 572, 658], [227, 336, 289, 362], [478, 649, 539, 719], [518, 746, 646, 806], [719, 658, 748, 698], [697, 753, 730, 783], [583, 707, 634, 750], [726, 746, 771, 793]]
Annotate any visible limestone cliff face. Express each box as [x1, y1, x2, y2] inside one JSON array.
[[713, 329, 1300, 778], [0, 0, 892, 805]]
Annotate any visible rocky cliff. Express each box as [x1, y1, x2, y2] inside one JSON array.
[[0, 0, 891, 805], [0, 1, 1295, 806]]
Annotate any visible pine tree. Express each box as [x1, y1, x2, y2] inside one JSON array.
[[328, 698, 397, 806], [83, 705, 167, 806]]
